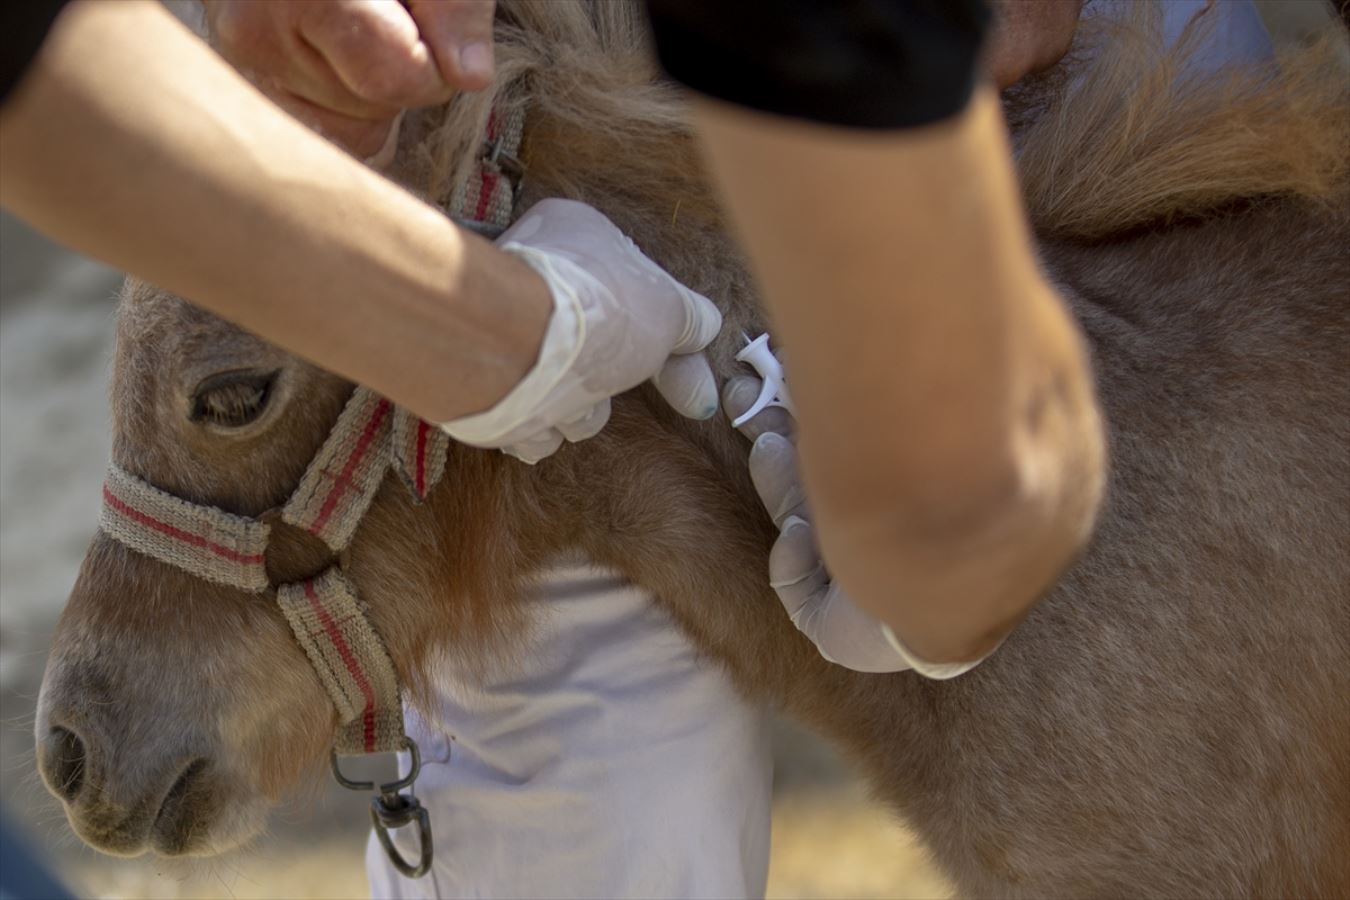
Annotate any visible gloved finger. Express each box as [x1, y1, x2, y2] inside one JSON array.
[[555, 399, 611, 442], [769, 516, 832, 619], [669, 287, 723, 355], [749, 433, 810, 526], [407, 0, 497, 91], [503, 428, 564, 465], [653, 353, 719, 420], [723, 376, 795, 442]]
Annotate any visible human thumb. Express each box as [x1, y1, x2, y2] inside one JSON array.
[[408, 0, 497, 90]]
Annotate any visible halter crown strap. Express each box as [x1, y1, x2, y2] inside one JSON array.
[[448, 105, 525, 235]]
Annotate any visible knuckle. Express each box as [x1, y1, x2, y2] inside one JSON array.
[[305, 4, 432, 106], [206, 4, 268, 60]]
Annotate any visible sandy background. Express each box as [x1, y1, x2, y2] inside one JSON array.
[[0, 3, 1334, 898]]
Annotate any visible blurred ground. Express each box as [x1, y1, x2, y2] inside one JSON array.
[[0, 3, 1333, 898]]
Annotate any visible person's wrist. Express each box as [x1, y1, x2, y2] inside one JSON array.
[[438, 246, 579, 445]]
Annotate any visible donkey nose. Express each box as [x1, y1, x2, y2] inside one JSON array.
[[40, 724, 89, 802]]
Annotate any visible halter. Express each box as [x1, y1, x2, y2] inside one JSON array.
[[97, 106, 525, 879]]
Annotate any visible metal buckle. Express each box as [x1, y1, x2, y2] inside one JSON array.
[[330, 737, 421, 794], [452, 217, 507, 240], [483, 136, 525, 183], [331, 738, 434, 878]]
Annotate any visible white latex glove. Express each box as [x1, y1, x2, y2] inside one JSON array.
[[724, 375, 990, 679], [440, 199, 723, 463]]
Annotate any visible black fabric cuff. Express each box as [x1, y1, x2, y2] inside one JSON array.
[[646, 0, 989, 130], [0, 0, 70, 108]]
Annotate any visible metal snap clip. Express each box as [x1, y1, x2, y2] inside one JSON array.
[[331, 738, 434, 878]]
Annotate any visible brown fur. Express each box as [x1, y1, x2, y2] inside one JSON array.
[[37, 1, 1350, 895], [1012, 4, 1350, 238]]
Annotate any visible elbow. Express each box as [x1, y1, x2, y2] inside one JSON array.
[[815, 390, 1108, 665]]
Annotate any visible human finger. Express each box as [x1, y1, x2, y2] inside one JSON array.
[[502, 429, 564, 465], [554, 400, 612, 442], [300, 0, 455, 110], [748, 433, 809, 527], [984, 0, 1082, 89], [769, 516, 831, 619], [668, 286, 722, 355], [722, 376, 795, 442], [407, 0, 497, 91], [653, 353, 719, 420], [267, 87, 401, 158]]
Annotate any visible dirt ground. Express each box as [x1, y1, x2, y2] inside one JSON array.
[[0, 3, 1333, 897]]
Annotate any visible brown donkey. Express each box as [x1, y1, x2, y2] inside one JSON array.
[[36, 3, 1350, 896]]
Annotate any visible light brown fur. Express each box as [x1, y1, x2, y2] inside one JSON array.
[[37, 2, 1350, 895]]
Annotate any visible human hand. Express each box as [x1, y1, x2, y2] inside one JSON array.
[[724, 372, 991, 678], [440, 199, 723, 464], [203, 0, 496, 158], [984, 0, 1083, 88], [723, 375, 915, 673]]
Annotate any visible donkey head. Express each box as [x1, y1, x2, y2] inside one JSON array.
[[33, 279, 524, 857]]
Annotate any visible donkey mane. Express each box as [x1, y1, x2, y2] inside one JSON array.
[[398, 1, 1350, 251], [1014, 4, 1350, 239]]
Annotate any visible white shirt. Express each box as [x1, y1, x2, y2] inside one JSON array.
[[367, 561, 772, 899]]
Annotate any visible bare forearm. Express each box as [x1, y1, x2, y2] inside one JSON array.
[[693, 88, 1106, 662], [0, 0, 548, 422]]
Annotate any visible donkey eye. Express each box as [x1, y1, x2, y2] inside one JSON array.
[[189, 370, 278, 429]]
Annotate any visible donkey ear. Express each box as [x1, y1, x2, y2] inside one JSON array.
[[392, 410, 449, 503]]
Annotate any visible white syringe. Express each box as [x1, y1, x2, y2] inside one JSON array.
[[731, 332, 795, 427]]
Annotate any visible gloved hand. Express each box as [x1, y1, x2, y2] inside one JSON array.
[[441, 199, 723, 463], [724, 373, 990, 678]]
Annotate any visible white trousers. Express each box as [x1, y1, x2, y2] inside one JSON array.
[[366, 562, 772, 899]]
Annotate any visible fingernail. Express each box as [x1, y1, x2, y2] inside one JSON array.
[[691, 375, 720, 420], [459, 42, 492, 80], [753, 432, 787, 453], [782, 515, 811, 534]]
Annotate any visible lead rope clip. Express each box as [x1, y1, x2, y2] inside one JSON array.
[[331, 737, 434, 879]]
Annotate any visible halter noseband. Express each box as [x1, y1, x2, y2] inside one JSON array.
[[97, 103, 525, 879]]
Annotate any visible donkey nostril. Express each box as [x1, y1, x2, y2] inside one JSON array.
[[46, 727, 87, 801]]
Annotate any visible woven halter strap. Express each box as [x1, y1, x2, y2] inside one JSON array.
[[448, 105, 524, 237], [100, 387, 448, 757]]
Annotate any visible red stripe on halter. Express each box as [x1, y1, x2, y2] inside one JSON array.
[[303, 580, 377, 753], [474, 169, 499, 221], [102, 486, 266, 565], [309, 400, 391, 537], [414, 420, 430, 497]]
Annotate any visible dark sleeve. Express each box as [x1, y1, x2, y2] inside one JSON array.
[[644, 0, 990, 130], [1, 0, 70, 108]]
